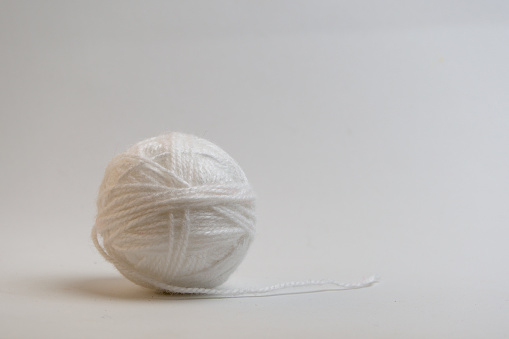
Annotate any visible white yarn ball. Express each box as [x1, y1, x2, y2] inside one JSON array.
[[92, 133, 256, 291]]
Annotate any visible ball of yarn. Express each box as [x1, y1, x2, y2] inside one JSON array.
[[92, 133, 256, 291]]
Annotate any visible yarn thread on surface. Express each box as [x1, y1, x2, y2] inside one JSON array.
[[92, 132, 378, 296]]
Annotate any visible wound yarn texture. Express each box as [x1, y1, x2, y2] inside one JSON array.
[[92, 132, 256, 292]]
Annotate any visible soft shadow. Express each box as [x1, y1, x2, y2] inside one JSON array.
[[48, 275, 223, 301], [55, 276, 156, 300]]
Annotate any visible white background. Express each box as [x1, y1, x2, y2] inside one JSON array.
[[1, 1, 508, 338]]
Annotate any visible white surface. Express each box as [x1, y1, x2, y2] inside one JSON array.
[[1, 1, 508, 338]]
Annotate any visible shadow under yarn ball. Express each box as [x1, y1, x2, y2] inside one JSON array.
[[92, 133, 256, 292]]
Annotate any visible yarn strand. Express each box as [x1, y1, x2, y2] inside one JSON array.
[[151, 276, 380, 297]]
